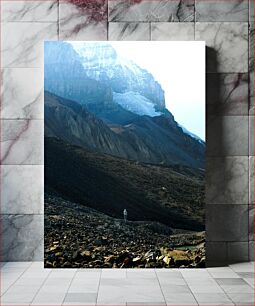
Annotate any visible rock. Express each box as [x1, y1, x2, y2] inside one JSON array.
[[72, 251, 79, 260], [103, 262, 112, 268], [163, 256, 171, 265], [49, 245, 58, 251], [123, 257, 130, 265], [80, 250, 91, 258], [133, 257, 141, 263], [197, 256, 205, 268], [104, 255, 115, 263], [94, 237, 108, 246], [44, 193, 205, 269], [116, 252, 129, 263]]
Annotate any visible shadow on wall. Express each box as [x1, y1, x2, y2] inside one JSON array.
[[205, 47, 229, 267]]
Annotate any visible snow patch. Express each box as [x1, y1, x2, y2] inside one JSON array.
[[113, 91, 162, 117]]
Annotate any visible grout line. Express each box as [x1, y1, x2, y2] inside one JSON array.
[[209, 266, 250, 305], [179, 270, 199, 305], [107, 0, 109, 41], [57, 0, 60, 40], [194, 0, 196, 24], [149, 21, 151, 41], [95, 267, 102, 305], [29, 266, 53, 305], [1, 261, 33, 296], [154, 269, 168, 306], [61, 268, 78, 305], [0, 118, 43, 121]]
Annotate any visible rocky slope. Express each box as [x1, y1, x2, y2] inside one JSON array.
[[45, 193, 205, 268], [45, 137, 205, 231], [45, 91, 205, 168], [45, 91, 140, 159]]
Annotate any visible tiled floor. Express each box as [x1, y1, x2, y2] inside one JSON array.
[[1, 262, 254, 305]]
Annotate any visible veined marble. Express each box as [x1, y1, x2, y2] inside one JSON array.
[[206, 156, 249, 205], [108, 0, 194, 22], [109, 22, 150, 40], [151, 22, 194, 40], [207, 115, 248, 156], [249, 116, 254, 155], [1, 214, 43, 261], [1, 165, 43, 214], [196, 0, 248, 22], [206, 242, 227, 264], [227, 242, 249, 262], [59, 1, 107, 40], [206, 204, 248, 241], [1, 68, 43, 119], [249, 157, 254, 205], [249, 27, 254, 114], [196, 22, 248, 73], [207, 73, 249, 116], [1, 0, 58, 22], [1, 22, 58, 68], [249, 203, 254, 241], [249, 241, 254, 260], [1, 119, 43, 165], [0, 0, 253, 264], [249, 71, 254, 115], [250, 0, 254, 21]]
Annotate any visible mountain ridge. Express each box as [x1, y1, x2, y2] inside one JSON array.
[[45, 91, 205, 168]]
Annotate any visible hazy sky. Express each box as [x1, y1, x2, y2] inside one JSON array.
[[110, 41, 205, 141], [70, 41, 205, 140]]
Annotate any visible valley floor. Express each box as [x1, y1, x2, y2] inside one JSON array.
[[44, 194, 205, 269]]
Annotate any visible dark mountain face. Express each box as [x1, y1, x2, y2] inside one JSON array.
[[45, 91, 205, 168], [44, 41, 166, 120], [44, 42, 205, 241], [44, 41, 205, 168], [44, 91, 141, 159], [45, 137, 205, 231], [44, 42, 114, 112], [71, 42, 165, 111]]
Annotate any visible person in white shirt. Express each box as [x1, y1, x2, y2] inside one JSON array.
[[123, 209, 128, 223]]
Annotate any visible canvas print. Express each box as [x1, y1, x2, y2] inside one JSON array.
[[44, 41, 205, 268]]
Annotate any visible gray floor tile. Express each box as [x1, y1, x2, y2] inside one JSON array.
[[215, 278, 248, 285], [237, 272, 254, 278], [193, 292, 234, 305], [160, 284, 192, 294], [243, 277, 255, 288], [207, 267, 240, 278], [163, 292, 198, 305], [127, 302, 166, 306], [227, 292, 254, 305], [2, 261, 255, 305], [64, 292, 97, 303], [230, 262, 254, 272], [221, 284, 253, 293]]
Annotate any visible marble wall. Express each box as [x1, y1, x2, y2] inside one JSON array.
[[0, 0, 253, 265]]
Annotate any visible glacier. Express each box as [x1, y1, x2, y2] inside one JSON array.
[[113, 91, 162, 117]]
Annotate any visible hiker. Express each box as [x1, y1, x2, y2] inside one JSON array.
[[123, 209, 128, 223]]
